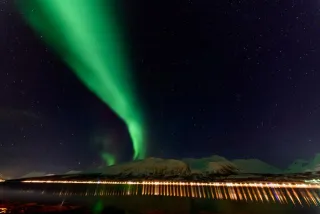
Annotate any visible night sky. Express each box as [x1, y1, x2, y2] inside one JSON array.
[[1, 0, 320, 177]]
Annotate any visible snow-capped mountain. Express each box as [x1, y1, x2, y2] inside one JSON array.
[[183, 155, 231, 172], [104, 157, 191, 176], [232, 159, 281, 174], [99, 155, 241, 177], [183, 155, 280, 174], [206, 161, 239, 174], [15, 154, 320, 180], [286, 154, 320, 173], [20, 171, 47, 178], [65, 170, 82, 175], [95, 155, 282, 177]]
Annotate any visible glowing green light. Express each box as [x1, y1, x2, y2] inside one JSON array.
[[101, 152, 116, 166], [17, 0, 146, 159]]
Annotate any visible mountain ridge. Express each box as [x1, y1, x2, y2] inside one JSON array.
[[14, 153, 320, 179], [99, 154, 320, 176]]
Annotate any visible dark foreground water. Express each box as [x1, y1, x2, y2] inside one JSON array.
[[0, 183, 319, 214]]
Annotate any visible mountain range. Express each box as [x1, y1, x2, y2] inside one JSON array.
[[13, 153, 320, 179]]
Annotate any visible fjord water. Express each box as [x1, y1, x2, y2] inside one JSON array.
[[0, 183, 319, 214]]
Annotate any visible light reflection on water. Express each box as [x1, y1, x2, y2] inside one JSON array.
[[11, 183, 320, 206], [2, 184, 320, 214]]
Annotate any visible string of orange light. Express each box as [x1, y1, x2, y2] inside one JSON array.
[[21, 180, 320, 189]]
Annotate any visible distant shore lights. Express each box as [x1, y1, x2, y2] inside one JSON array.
[[21, 180, 320, 188]]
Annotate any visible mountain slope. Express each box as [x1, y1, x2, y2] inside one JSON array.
[[206, 161, 239, 174], [232, 159, 281, 174], [183, 155, 232, 172], [98, 155, 283, 176], [183, 155, 280, 174], [104, 157, 191, 176], [65, 170, 82, 175], [286, 154, 320, 173], [20, 171, 47, 178]]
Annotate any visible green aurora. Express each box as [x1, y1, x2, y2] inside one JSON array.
[[101, 152, 116, 166], [17, 0, 146, 160]]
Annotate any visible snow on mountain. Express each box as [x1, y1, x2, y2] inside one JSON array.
[[232, 159, 281, 174], [99, 155, 282, 176], [20, 171, 47, 178], [15, 154, 314, 178], [286, 159, 309, 173], [103, 157, 191, 176], [184, 155, 280, 174], [286, 154, 320, 173], [65, 170, 82, 175], [183, 155, 231, 172], [14, 154, 320, 179], [206, 161, 239, 174]]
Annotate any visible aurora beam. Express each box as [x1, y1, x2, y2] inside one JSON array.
[[17, 0, 146, 159], [101, 152, 116, 166]]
